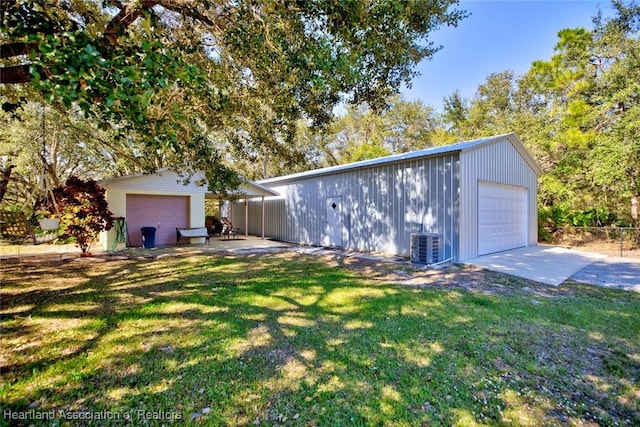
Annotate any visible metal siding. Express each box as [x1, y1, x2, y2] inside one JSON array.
[[450, 156, 460, 260], [229, 200, 244, 232], [239, 196, 287, 240], [459, 138, 538, 261], [393, 164, 401, 252], [232, 160, 461, 261], [240, 154, 460, 258]]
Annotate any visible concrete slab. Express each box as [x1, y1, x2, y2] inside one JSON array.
[[465, 245, 606, 286], [204, 236, 292, 253], [0, 236, 292, 260]]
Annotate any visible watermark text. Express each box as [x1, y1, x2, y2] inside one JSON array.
[[3, 409, 183, 422]]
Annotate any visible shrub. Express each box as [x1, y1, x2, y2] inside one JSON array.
[[42, 176, 113, 254]]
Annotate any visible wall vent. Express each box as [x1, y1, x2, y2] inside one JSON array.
[[410, 233, 443, 264]]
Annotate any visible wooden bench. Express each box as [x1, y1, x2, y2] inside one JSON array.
[[176, 227, 211, 246]]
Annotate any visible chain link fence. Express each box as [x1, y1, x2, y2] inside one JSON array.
[[544, 226, 640, 258]]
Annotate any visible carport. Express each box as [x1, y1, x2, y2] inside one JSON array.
[[208, 181, 279, 239]]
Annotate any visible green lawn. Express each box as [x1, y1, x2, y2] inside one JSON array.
[[1, 252, 639, 426]]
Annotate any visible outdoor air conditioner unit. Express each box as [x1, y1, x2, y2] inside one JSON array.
[[410, 233, 443, 264]]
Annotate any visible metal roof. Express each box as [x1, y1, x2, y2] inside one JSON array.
[[259, 133, 541, 185], [97, 168, 181, 185], [206, 181, 279, 200], [99, 169, 279, 199]]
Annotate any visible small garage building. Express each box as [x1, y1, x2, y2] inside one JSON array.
[[99, 170, 278, 250], [99, 170, 208, 249], [229, 133, 542, 261]]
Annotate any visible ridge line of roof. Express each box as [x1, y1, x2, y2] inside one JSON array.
[[259, 133, 522, 184], [97, 168, 174, 185]]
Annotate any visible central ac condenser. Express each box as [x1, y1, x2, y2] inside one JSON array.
[[410, 233, 443, 264]]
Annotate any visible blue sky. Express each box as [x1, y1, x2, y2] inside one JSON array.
[[402, 0, 615, 110]]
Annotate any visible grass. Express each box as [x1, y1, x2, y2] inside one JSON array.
[[1, 251, 639, 426]]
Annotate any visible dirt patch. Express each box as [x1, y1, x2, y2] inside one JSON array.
[[555, 240, 640, 260], [0, 245, 607, 299], [546, 227, 640, 260], [302, 251, 583, 298]]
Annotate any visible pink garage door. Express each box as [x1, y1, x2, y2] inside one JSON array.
[[126, 195, 189, 246]]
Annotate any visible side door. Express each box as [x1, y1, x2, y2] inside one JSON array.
[[323, 196, 342, 247]]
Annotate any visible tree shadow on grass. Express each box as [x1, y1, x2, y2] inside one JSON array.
[[1, 252, 639, 426]]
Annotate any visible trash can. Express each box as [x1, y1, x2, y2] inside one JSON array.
[[141, 227, 156, 249]]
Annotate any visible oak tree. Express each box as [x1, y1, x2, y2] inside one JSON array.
[[1, 0, 466, 184]]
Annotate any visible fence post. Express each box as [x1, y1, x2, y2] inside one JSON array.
[[620, 226, 623, 258]]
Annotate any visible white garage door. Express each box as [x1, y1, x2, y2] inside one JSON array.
[[126, 195, 189, 246], [478, 182, 528, 255]]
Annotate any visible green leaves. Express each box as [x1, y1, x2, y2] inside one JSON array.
[[2, 0, 466, 180], [435, 2, 640, 228]]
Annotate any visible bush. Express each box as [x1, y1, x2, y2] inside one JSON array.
[[539, 205, 617, 232], [42, 176, 113, 254]]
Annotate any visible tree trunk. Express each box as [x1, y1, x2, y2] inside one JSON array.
[[631, 194, 640, 249], [0, 165, 15, 203], [631, 172, 639, 228], [632, 194, 640, 248]]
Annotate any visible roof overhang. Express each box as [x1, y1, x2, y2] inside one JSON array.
[[97, 169, 278, 199], [97, 168, 192, 186], [207, 180, 279, 200]]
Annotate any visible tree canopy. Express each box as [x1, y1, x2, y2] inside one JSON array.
[[3, 0, 639, 234], [435, 1, 640, 228], [1, 0, 465, 180]]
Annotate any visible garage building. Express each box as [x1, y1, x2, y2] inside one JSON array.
[[229, 133, 541, 261], [99, 170, 208, 248], [99, 170, 278, 250]]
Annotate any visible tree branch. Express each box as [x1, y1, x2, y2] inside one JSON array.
[[103, 1, 156, 44], [1, 0, 221, 85], [0, 65, 31, 84], [0, 41, 38, 59], [154, 0, 219, 29]]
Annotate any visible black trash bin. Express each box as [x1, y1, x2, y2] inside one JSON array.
[[141, 227, 156, 248]]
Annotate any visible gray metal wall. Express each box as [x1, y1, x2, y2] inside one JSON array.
[[234, 154, 461, 260], [458, 137, 539, 260]]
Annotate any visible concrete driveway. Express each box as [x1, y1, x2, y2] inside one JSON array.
[[466, 245, 608, 286], [571, 257, 640, 292]]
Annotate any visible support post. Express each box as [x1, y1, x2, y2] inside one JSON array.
[[245, 199, 248, 237], [261, 196, 265, 239]]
